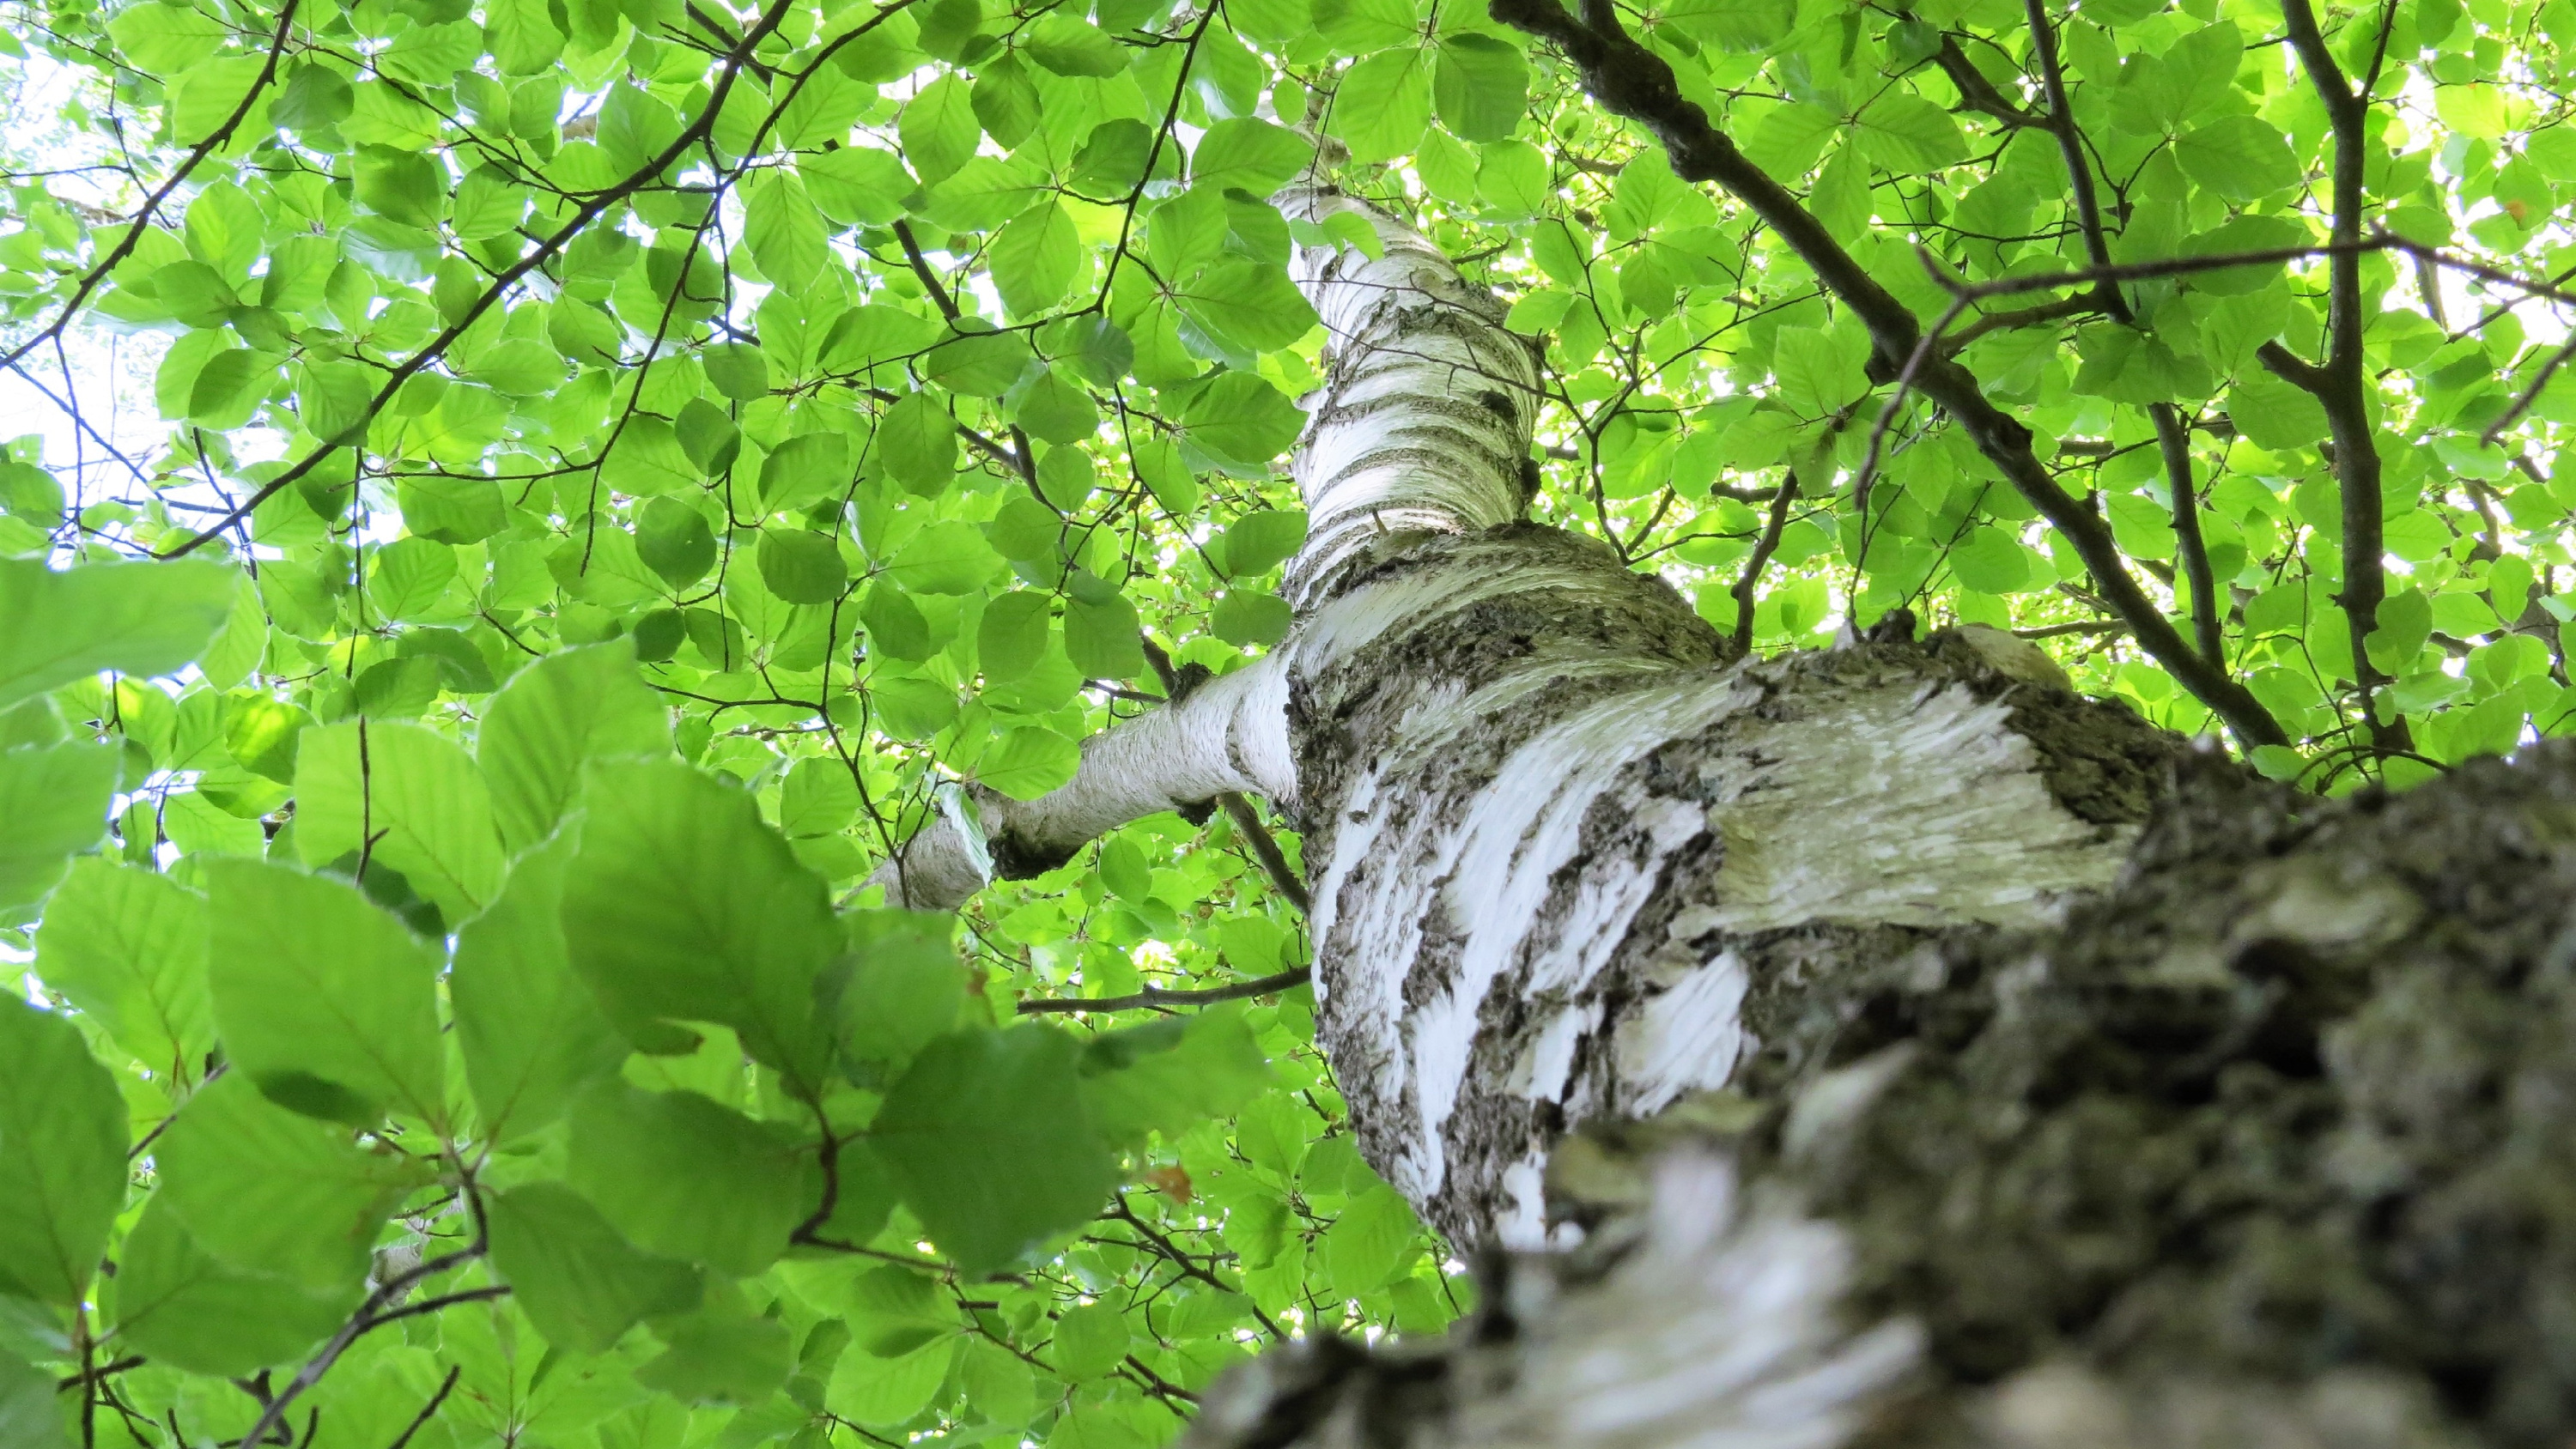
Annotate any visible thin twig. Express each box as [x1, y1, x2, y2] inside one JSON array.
[[384, 1366, 461, 1449], [1019, 967, 1311, 1016]]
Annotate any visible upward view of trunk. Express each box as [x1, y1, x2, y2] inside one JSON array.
[[884, 197, 2576, 1449]]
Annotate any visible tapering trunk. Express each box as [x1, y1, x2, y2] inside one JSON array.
[[886, 197, 2576, 1448]]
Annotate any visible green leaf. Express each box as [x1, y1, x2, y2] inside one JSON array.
[[1660, 0, 1792, 48], [488, 1182, 704, 1353], [203, 858, 447, 1125], [154, 1073, 424, 1290], [899, 76, 981, 184], [828, 1337, 955, 1426], [1023, 14, 1126, 76], [978, 591, 1050, 682], [1176, 259, 1319, 361], [841, 910, 969, 1067], [293, 721, 506, 923], [566, 1082, 810, 1276], [483, 0, 564, 72], [1220, 508, 1309, 574], [1193, 118, 1313, 193], [862, 580, 939, 662], [109, 3, 228, 70], [803, 147, 918, 227], [1182, 373, 1305, 468], [745, 173, 831, 293], [1078, 1006, 1272, 1143], [1433, 36, 1527, 142], [641, 1306, 795, 1404], [1050, 1302, 1127, 1379], [2174, 116, 2303, 203], [978, 725, 1081, 798], [872, 1027, 1120, 1273], [992, 200, 1081, 317], [886, 520, 1001, 596], [0, 558, 237, 712], [1333, 47, 1431, 164], [0, 994, 127, 1306], [32, 859, 214, 1078], [0, 741, 114, 913], [1064, 588, 1145, 679], [0, 1349, 64, 1449], [478, 642, 672, 854], [367, 537, 457, 622], [757, 530, 852, 604], [452, 834, 629, 1142], [1317, 1185, 1419, 1294], [1212, 590, 1293, 646], [1949, 525, 2033, 594], [110, 1196, 357, 1377], [1854, 93, 1965, 172], [761, 431, 855, 513], [637, 497, 719, 588], [878, 392, 958, 492], [559, 759, 841, 1092]]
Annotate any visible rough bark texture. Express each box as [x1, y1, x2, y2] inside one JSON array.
[[1190, 745, 2576, 1449]]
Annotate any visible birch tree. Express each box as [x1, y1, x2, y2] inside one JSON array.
[[9, 0, 2576, 1443]]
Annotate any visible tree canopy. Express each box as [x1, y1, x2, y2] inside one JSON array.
[[0, 0, 2572, 1437]]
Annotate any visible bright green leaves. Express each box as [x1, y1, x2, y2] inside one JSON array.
[[901, 76, 981, 184], [0, 559, 236, 712], [744, 173, 832, 293], [487, 1182, 703, 1351], [1181, 373, 1307, 470], [478, 643, 672, 853], [153, 1073, 426, 1291], [1334, 47, 1433, 163], [880, 392, 960, 491], [0, 1351, 59, 1449], [757, 530, 852, 604], [566, 1082, 809, 1276], [0, 996, 127, 1306], [1432, 36, 1528, 143], [993, 200, 1082, 317], [2173, 116, 2303, 203], [294, 722, 506, 922], [1079, 1008, 1272, 1144], [873, 1027, 1120, 1274], [559, 760, 841, 1094], [1853, 94, 1966, 173], [111, 1197, 358, 1376], [1194, 118, 1314, 193], [978, 725, 1083, 798], [452, 834, 629, 1142], [1660, 0, 1793, 48], [203, 859, 447, 1126], [33, 861, 215, 1078], [0, 741, 115, 914]]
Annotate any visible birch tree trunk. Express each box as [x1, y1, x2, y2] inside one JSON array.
[[882, 196, 2576, 1449]]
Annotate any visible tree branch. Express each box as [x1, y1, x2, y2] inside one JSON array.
[[1487, 0, 2290, 748], [1728, 469, 1798, 652], [1019, 966, 1312, 1016], [2277, 0, 2409, 755], [2154, 405, 2226, 667]]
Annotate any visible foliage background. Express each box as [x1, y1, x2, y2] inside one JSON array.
[[3, 0, 2575, 1436]]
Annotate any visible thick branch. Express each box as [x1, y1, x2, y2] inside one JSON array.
[[1489, 0, 2287, 749], [869, 657, 1293, 910]]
